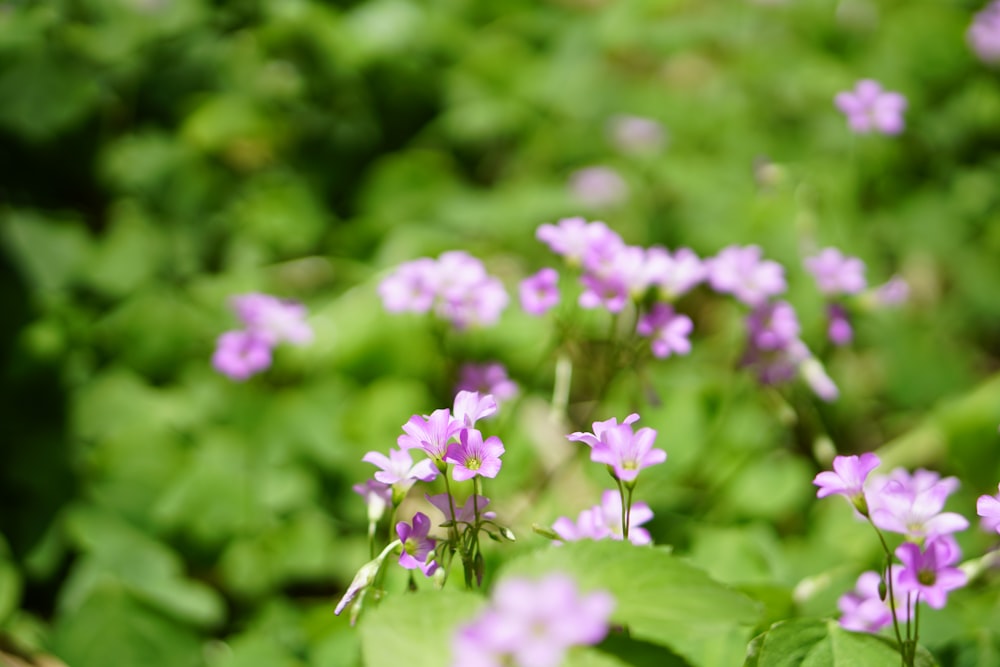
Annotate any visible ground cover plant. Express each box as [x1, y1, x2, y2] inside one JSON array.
[[1, 0, 1000, 666]]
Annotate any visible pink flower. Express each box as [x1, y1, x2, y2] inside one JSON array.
[[568, 166, 629, 207], [397, 512, 439, 577], [706, 245, 786, 306], [212, 330, 273, 381], [397, 408, 463, 463], [536, 217, 623, 266], [636, 303, 694, 358], [607, 114, 666, 154], [553, 490, 653, 546], [968, 1, 1000, 65], [570, 413, 665, 483], [452, 391, 498, 429], [520, 268, 560, 315], [977, 483, 1000, 534], [804, 248, 867, 296], [895, 538, 967, 609], [813, 453, 880, 515], [835, 80, 907, 135], [362, 448, 437, 491], [230, 293, 313, 346], [445, 428, 505, 482], [837, 571, 893, 634], [456, 362, 519, 404]]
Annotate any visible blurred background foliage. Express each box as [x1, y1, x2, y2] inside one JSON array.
[[1, 0, 999, 665]]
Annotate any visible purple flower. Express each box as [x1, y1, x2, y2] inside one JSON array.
[[569, 166, 628, 207], [536, 217, 623, 266], [870, 275, 910, 307], [456, 362, 519, 404], [637, 303, 694, 358], [453, 391, 498, 429], [827, 304, 854, 346], [895, 538, 967, 609], [578, 270, 630, 313], [212, 330, 273, 381], [968, 1, 1000, 65], [379, 252, 509, 329], [643, 246, 706, 300], [396, 512, 439, 576], [607, 114, 666, 154], [553, 490, 653, 546], [445, 428, 505, 482], [869, 472, 969, 541], [804, 248, 867, 296], [230, 293, 313, 346], [835, 80, 907, 135], [452, 574, 614, 667], [977, 483, 1000, 534], [571, 414, 665, 483], [378, 258, 438, 313], [426, 493, 496, 524], [813, 452, 880, 515], [567, 413, 639, 449], [837, 571, 893, 634], [362, 448, 438, 494], [398, 408, 463, 463], [520, 268, 561, 316], [706, 245, 786, 306], [353, 479, 392, 522], [746, 301, 800, 351]]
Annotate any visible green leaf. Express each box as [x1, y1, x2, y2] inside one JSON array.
[[1, 211, 92, 292], [51, 582, 203, 667], [358, 590, 485, 667], [745, 619, 939, 667], [0, 534, 22, 626], [498, 541, 761, 662]]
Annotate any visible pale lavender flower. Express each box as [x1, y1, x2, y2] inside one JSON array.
[[398, 409, 463, 463], [520, 268, 561, 315], [838, 571, 893, 634], [813, 452, 880, 515], [212, 330, 273, 381], [706, 245, 786, 306], [804, 248, 867, 296], [578, 270, 630, 313], [644, 246, 706, 300], [746, 301, 801, 351], [835, 80, 907, 135], [452, 574, 614, 667], [353, 479, 392, 523], [895, 538, 967, 609], [637, 303, 694, 358], [827, 304, 854, 346], [567, 413, 640, 449], [452, 391, 498, 428], [968, 1, 1000, 65], [456, 362, 519, 404], [976, 483, 1000, 533], [569, 166, 628, 207], [445, 428, 505, 482], [362, 448, 438, 490], [553, 490, 653, 546], [397, 512, 439, 576], [378, 258, 439, 313], [870, 474, 969, 541], [870, 275, 910, 307], [536, 217, 623, 266], [582, 415, 665, 484], [230, 293, 313, 346], [607, 114, 666, 154]]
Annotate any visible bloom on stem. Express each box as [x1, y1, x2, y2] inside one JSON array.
[[445, 428, 505, 482], [520, 268, 561, 316], [636, 303, 694, 359], [813, 453, 880, 515], [804, 248, 867, 296], [212, 330, 273, 381], [396, 512, 439, 576], [895, 537, 967, 609], [977, 483, 1000, 534], [452, 391, 498, 429], [352, 479, 392, 523], [706, 244, 786, 306], [869, 472, 969, 542], [552, 490, 653, 546], [398, 408, 463, 463], [569, 414, 665, 483], [362, 448, 437, 497]]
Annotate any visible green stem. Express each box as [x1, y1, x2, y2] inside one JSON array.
[[866, 519, 906, 665]]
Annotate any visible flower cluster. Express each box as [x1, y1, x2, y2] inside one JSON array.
[[554, 413, 665, 545], [212, 292, 313, 381], [834, 79, 907, 135], [378, 251, 509, 329], [968, 1, 1000, 65], [814, 454, 969, 637], [335, 391, 511, 618], [456, 362, 519, 405], [452, 573, 615, 667]]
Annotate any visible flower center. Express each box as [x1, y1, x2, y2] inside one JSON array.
[[917, 569, 936, 587]]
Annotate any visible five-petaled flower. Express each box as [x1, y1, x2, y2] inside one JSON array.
[[813, 453, 881, 516], [445, 428, 505, 482], [569, 414, 665, 484], [396, 512, 439, 577]]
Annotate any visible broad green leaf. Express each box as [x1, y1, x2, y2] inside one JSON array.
[[1, 211, 92, 292], [358, 590, 485, 667], [51, 582, 203, 667], [745, 619, 939, 667], [498, 541, 761, 662]]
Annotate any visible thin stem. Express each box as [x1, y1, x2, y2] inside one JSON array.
[[624, 484, 634, 542], [614, 475, 627, 541], [866, 519, 906, 659]]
